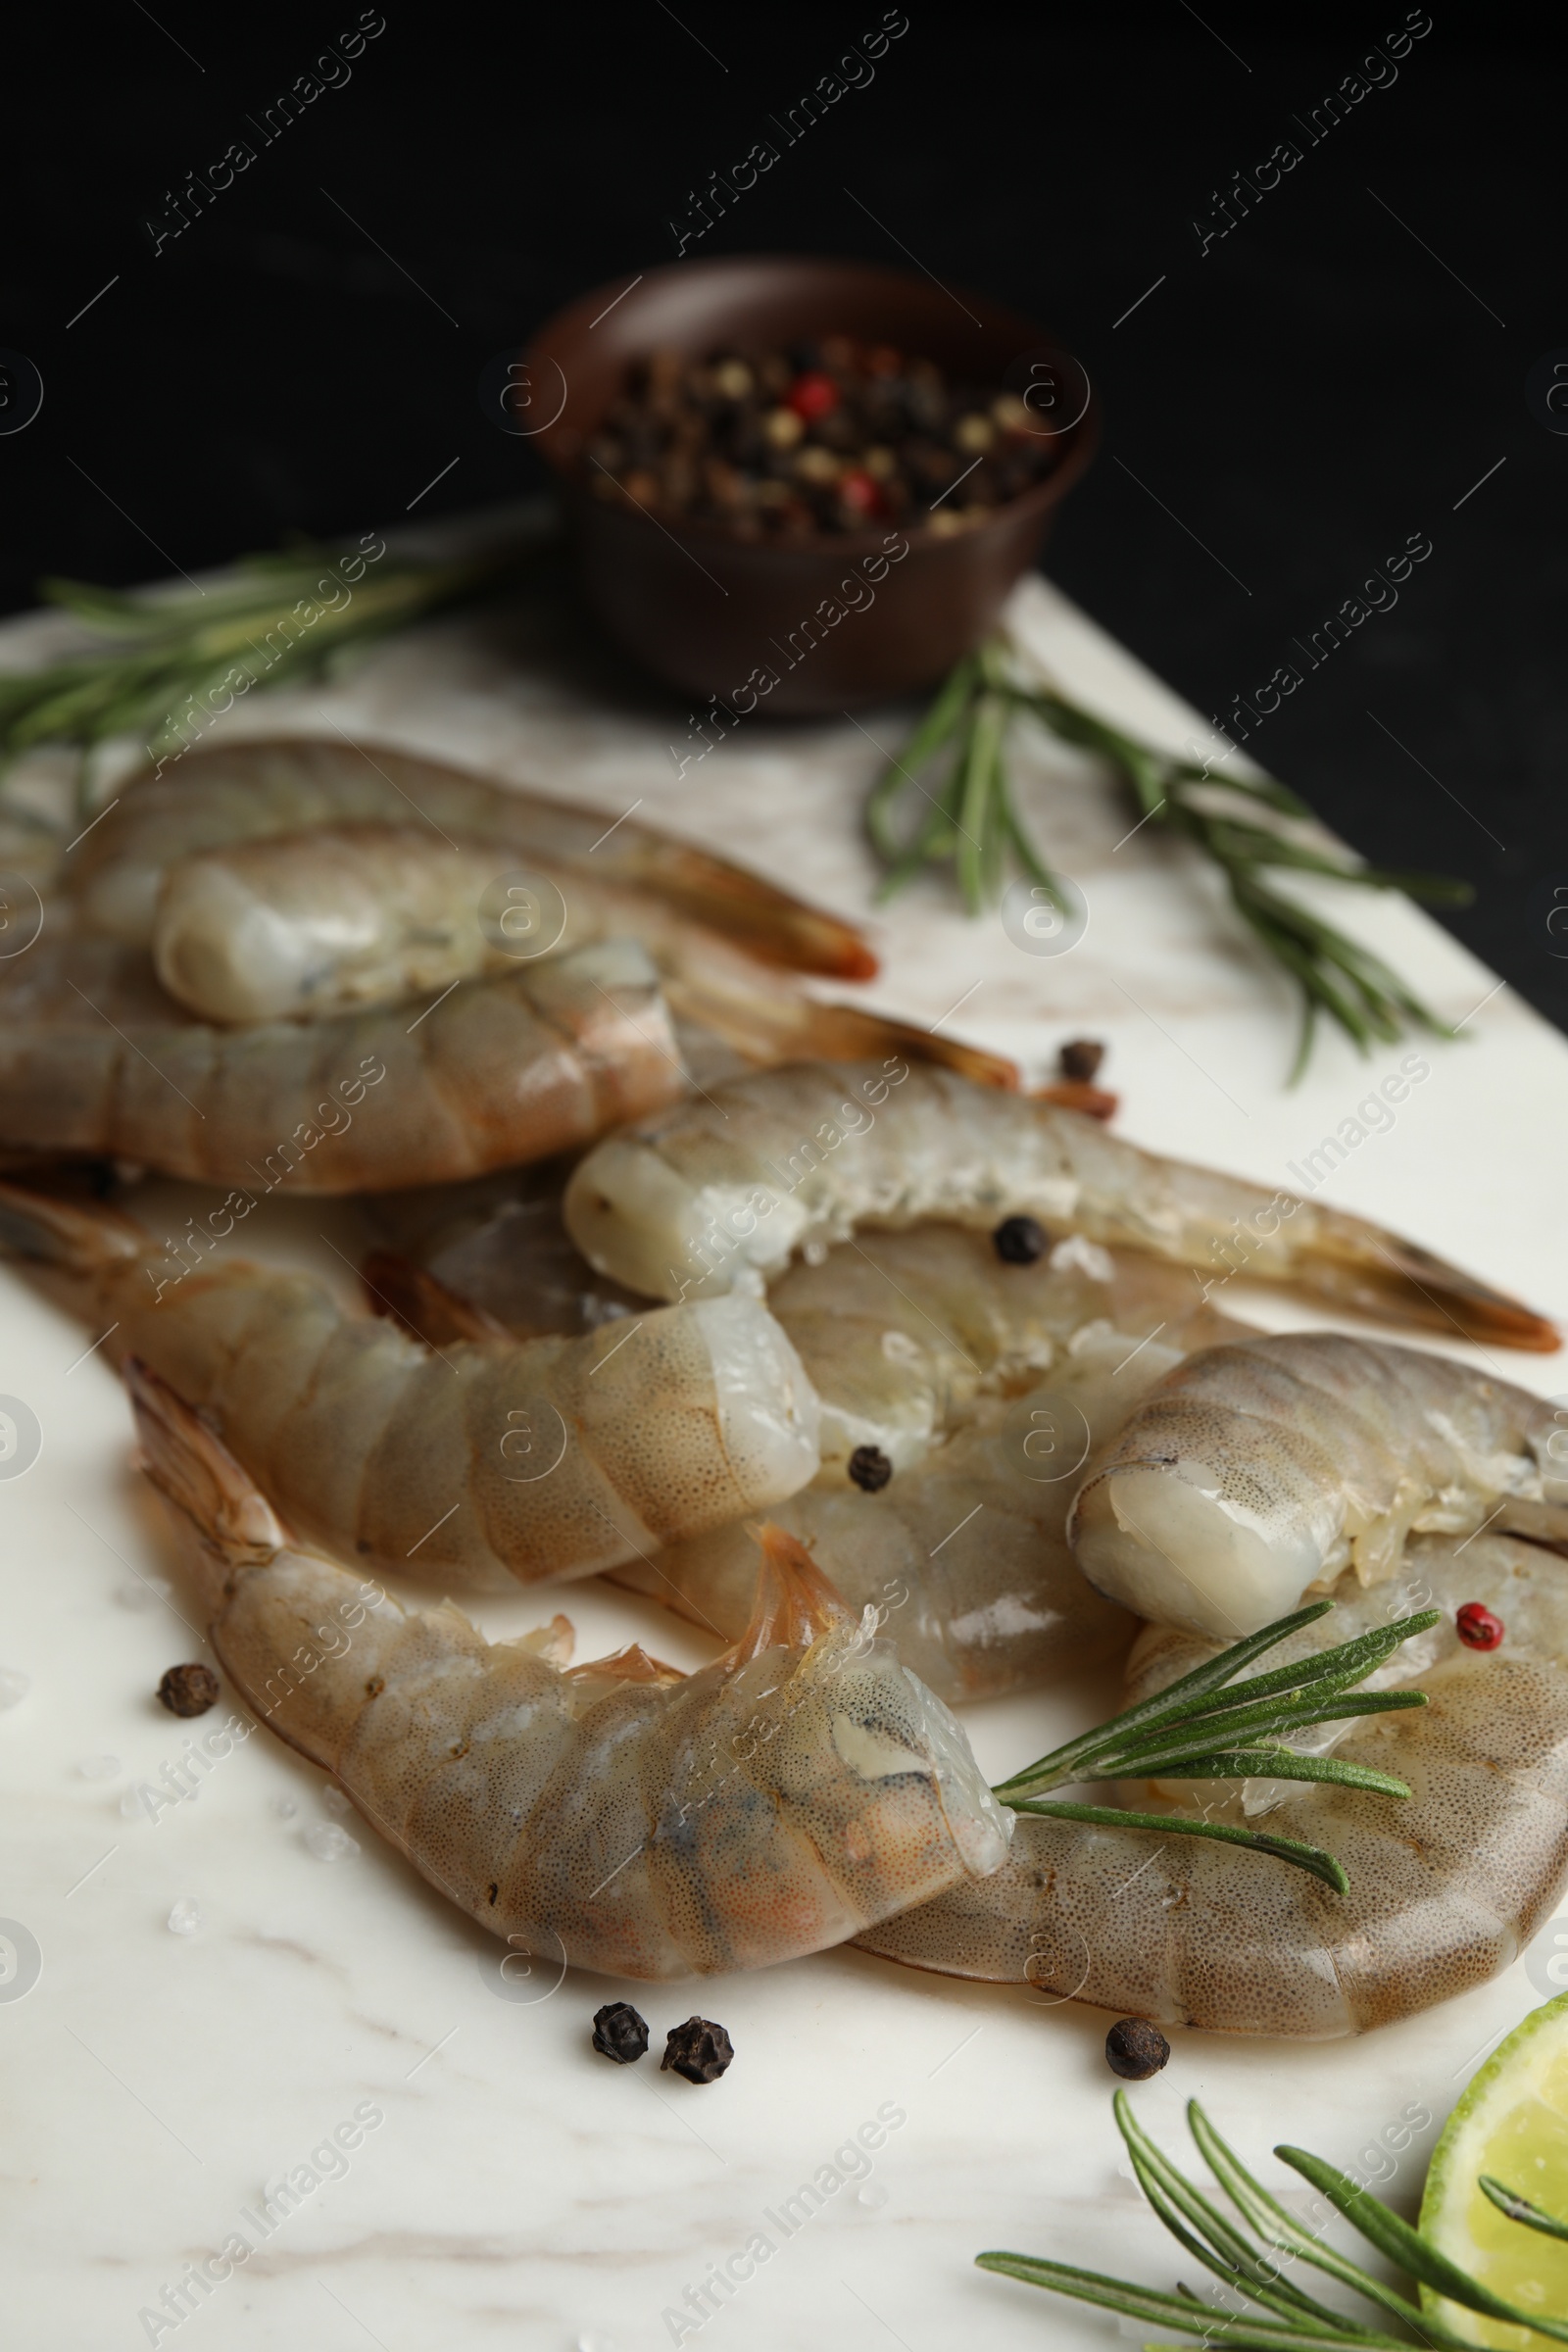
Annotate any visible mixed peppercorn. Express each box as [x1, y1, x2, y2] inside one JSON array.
[[586, 336, 1061, 541]]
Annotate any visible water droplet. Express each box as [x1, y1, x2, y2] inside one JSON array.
[[77, 1754, 121, 1780], [120, 1785, 151, 1820], [305, 1822, 360, 1863], [320, 1784, 352, 1818], [857, 2180, 889, 2210], [270, 1794, 298, 1819], [0, 1665, 31, 1708], [168, 1897, 201, 1936]]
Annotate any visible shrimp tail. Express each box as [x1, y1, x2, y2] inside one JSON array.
[[1314, 1224, 1561, 1352], [0, 1177, 143, 1278], [663, 966, 1018, 1091], [125, 1354, 287, 1572], [726, 1522, 858, 1664]]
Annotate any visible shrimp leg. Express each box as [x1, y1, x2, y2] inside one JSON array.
[[0, 1182, 820, 1589], [858, 1530, 1568, 2036], [129, 1358, 1011, 1979], [562, 1060, 1557, 1350], [1069, 1331, 1568, 1639]]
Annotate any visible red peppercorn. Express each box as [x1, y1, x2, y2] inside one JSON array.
[[1456, 1601, 1504, 1650], [838, 467, 885, 517], [786, 370, 840, 422]]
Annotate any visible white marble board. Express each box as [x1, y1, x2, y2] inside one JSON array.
[[2, 517, 1565, 2352]]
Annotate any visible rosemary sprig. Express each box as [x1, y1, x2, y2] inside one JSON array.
[[865, 636, 1473, 1076], [977, 2091, 1568, 2349], [993, 1600, 1440, 1892], [0, 533, 545, 815], [1481, 2178, 1568, 2243]]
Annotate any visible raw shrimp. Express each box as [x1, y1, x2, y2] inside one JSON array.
[[0, 1182, 820, 1591], [563, 1059, 1557, 1350], [858, 1529, 1568, 2036], [368, 1191, 1246, 1701], [68, 735, 879, 981], [139, 819, 1015, 1090], [128, 1360, 1012, 1980], [0, 931, 684, 1192], [1068, 1332, 1568, 1640]]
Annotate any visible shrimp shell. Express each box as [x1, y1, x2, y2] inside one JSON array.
[[1068, 1332, 1568, 1639], [562, 1059, 1557, 1350], [858, 1531, 1568, 2036], [0, 1182, 820, 1590], [0, 932, 683, 1191], [141, 821, 1017, 1090], [370, 1200, 1245, 1702], [71, 735, 878, 980], [129, 1359, 1011, 1980]]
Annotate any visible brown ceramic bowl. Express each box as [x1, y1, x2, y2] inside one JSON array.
[[524, 255, 1098, 715]]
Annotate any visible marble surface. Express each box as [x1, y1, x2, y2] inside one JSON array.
[[4, 524, 1568, 2352]]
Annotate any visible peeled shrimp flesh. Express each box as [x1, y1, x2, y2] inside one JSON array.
[[0, 931, 685, 1193], [137, 818, 1015, 1095], [368, 1188, 1247, 1702], [68, 735, 880, 981], [0, 1181, 819, 1591], [563, 1058, 1557, 1351], [858, 1529, 1568, 2037], [598, 1226, 1250, 1704], [128, 1359, 1011, 1980], [1069, 1331, 1568, 1640]]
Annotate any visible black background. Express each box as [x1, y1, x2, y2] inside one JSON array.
[[7, 5, 1564, 1026]]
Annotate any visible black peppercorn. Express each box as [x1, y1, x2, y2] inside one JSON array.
[[157, 1663, 220, 1717], [1058, 1038, 1106, 1082], [848, 1445, 894, 1493], [1105, 2018, 1170, 2080], [993, 1214, 1048, 1265], [592, 2001, 650, 2064], [662, 2016, 734, 2083]]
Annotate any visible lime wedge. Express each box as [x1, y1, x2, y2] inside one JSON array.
[[1421, 1986, 1568, 2345]]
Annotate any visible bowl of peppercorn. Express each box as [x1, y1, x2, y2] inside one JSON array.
[[523, 255, 1098, 715]]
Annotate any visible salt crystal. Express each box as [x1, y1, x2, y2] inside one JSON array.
[[168, 1897, 201, 1936], [270, 1795, 298, 1819], [857, 2180, 889, 2210], [305, 1822, 360, 1863], [0, 1666, 31, 1708], [77, 1754, 121, 1780], [320, 1784, 352, 1818], [120, 1786, 150, 1819], [577, 2334, 617, 2352]]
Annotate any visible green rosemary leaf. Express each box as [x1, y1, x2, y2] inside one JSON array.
[[956, 688, 1006, 914], [1005, 1800, 1354, 1891], [1277, 2147, 1568, 2343], [1101, 1693, 1427, 1784], [998, 1604, 1437, 1804], [1182, 2105, 1476, 2343], [993, 1601, 1337, 1797], [1116, 2101, 1351, 2328], [973, 2251, 1407, 2349], [863, 654, 978, 864], [1479, 2177, 1568, 2241], [1079, 1748, 1411, 1797]]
